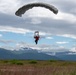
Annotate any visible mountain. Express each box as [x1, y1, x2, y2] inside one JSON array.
[[0, 48, 58, 60], [0, 47, 76, 61], [55, 51, 76, 61], [57, 54, 76, 61], [0, 48, 17, 59], [40, 50, 76, 61]]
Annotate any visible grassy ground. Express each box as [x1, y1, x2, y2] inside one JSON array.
[[0, 60, 76, 75]]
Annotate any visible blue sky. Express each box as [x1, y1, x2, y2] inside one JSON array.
[[0, 0, 76, 53]]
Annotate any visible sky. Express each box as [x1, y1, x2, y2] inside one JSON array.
[[0, 0, 76, 53]]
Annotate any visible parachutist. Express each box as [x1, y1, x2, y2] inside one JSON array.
[[34, 31, 40, 45]]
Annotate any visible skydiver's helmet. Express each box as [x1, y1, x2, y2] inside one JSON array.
[[34, 31, 39, 37]]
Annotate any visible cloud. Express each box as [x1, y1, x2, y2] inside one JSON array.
[[70, 47, 76, 52], [70, 8, 76, 14], [56, 41, 68, 44], [0, 0, 21, 15], [0, 39, 15, 44], [61, 34, 76, 39], [45, 37, 53, 39], [53, 12, 76, 24], [13, 42, 68, 52], [31, 18, 42, 24], [0, 26, 33, 34]]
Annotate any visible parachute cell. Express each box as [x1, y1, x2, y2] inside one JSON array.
[[15, 2, 58, 17]]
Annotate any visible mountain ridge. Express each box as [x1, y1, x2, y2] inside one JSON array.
[[0, 48, 59, 60]]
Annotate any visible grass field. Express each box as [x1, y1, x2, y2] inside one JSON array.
[[0, 60, 76, 75]]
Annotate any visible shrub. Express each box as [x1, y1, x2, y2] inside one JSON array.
[[10, 60, 23, 65], [10, 60, 17, 64], [3, 60, 8, 63], [29, 60, 37, 64], [16, 62, 23, 65], [49, 60, 57, 62]]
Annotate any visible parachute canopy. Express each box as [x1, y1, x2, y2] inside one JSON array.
[[15, 2, 58, 17]]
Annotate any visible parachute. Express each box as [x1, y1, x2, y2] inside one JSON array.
[[15, 2, 58, 17]]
